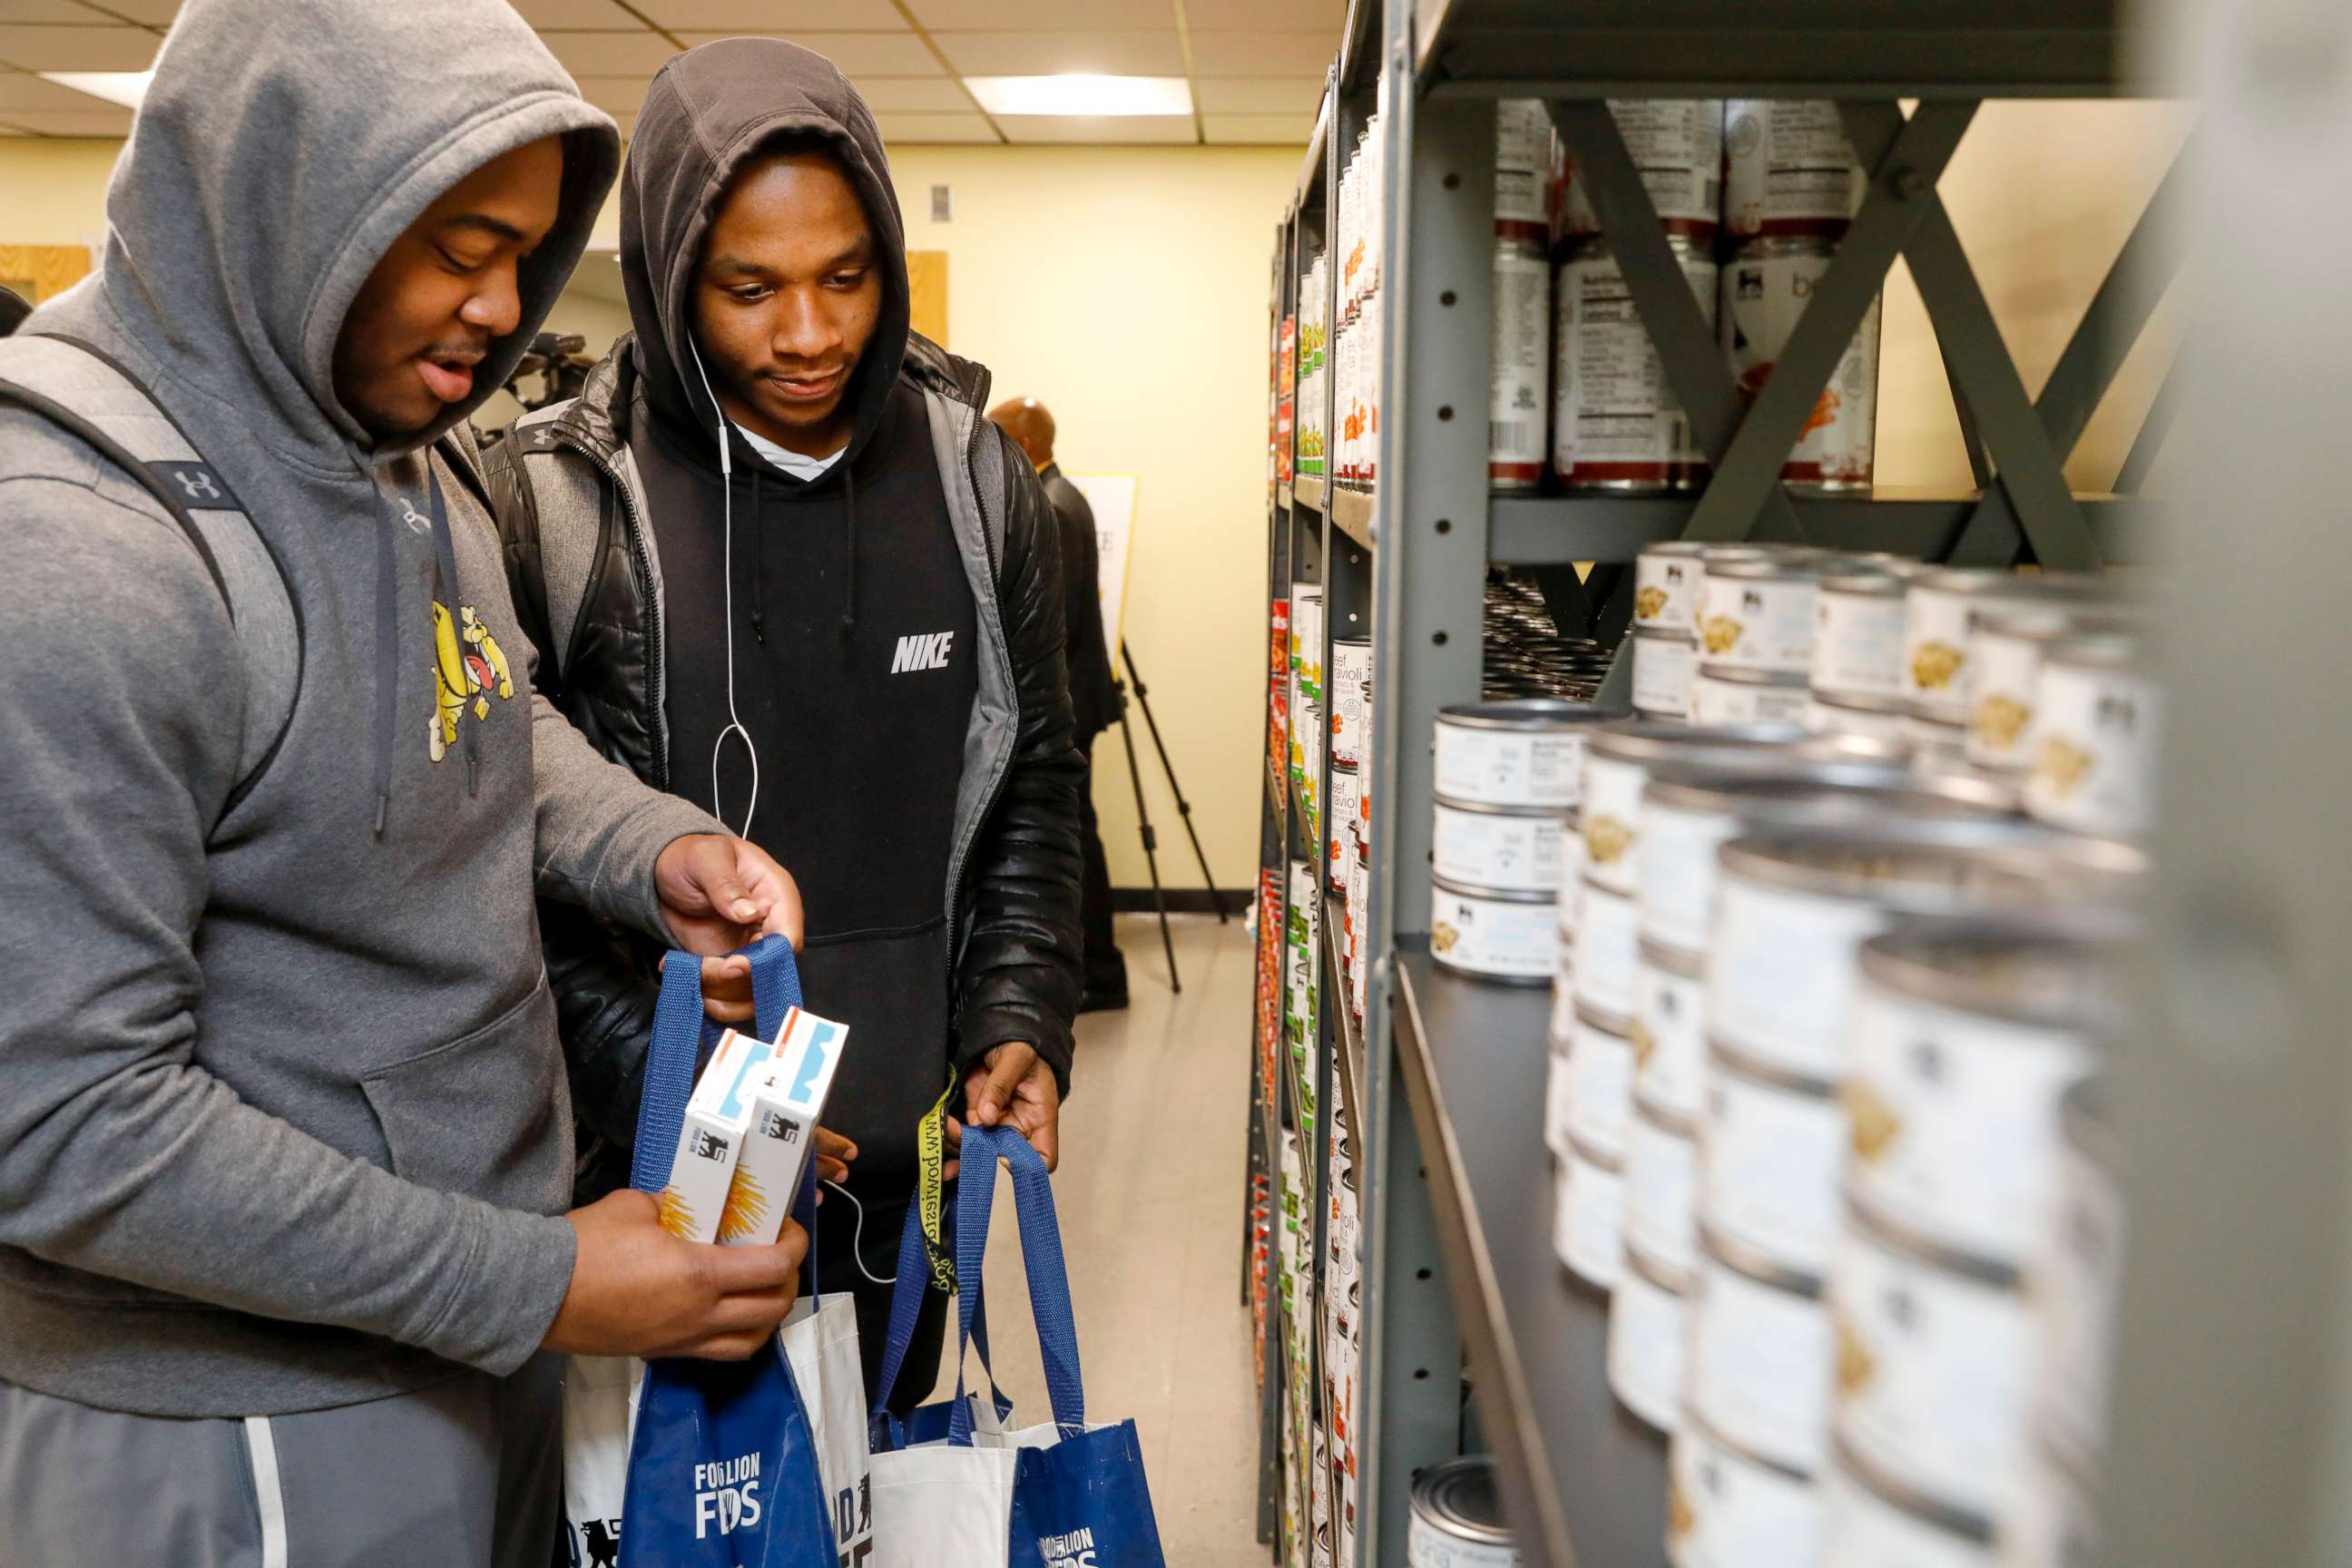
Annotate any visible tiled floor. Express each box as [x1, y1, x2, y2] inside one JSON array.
[[923, 912, 1267, 1565]]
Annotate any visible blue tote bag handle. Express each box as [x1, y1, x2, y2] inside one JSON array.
[[949, 1125, 1086, 1444], [630, 935, 802, 1193], [869, 1200, 1014, 1450]]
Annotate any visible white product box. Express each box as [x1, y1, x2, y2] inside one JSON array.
[[657, 1026, 779, 1242], [720, 1008, 852, 1247]]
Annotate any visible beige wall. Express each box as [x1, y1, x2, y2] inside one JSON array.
[[0, 106, 2184, 891]]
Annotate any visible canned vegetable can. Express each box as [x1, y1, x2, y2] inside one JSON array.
[[1408, 1455, 1520, 1566]]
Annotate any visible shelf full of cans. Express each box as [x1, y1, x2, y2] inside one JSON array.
[[1413, 540, 2159, 1566], [1489, 99, 1882, 498]]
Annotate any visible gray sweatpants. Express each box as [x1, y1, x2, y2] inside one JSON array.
[[0, 1356, 564, 1568]]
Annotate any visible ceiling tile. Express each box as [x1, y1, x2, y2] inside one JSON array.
[[570, 74, 650, 113], [994, 113, 1196, 145], [672, 31, 938, 74], [2, 103, 134, 133], [906, 0, 1154, 26], [851, 75, 975, 113], [0, 66, 127, 109], [536, 29, 674, 76], [1202, 112, 1313, 144], [874, 110, 996, 144], [0, 23, 156, 70], [636, 0, 906, 27], [1193, 75, 1322, 113], [1180, 0, 1343, 28], [507, 0, 641, 26], [1186, 28, 1334, 75], [934, 30, 1181, 76]]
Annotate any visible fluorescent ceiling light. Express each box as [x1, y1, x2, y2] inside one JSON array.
[[39, 71, 152, 110], [963, 74, 1191, 118]]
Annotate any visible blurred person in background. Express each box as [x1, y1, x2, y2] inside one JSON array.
[[991, 395, 1128, 1011]]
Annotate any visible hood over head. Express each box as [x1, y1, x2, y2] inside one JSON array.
[[94, 0, 619, 463], [622, 39, 911, 479]]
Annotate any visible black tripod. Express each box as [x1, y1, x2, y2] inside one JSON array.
[[1111, 639, 1226, 994]]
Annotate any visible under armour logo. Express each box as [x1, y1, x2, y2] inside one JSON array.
[[889, 631, 956, 672], [175, 468, 221, 501]]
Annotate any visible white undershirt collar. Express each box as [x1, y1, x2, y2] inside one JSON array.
[[732, 420, 845, 482]]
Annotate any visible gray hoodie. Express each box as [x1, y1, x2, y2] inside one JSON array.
[[0, 0, 724, 1416]]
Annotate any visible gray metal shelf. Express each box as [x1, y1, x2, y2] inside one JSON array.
[[1333, 487, 1377, 550], [1324, 894, 1369, 1183], [1414, 0, 2126, 96], [1392, 944, 1671, 1568], [1296, 474, 1329, 514], [1487, 491, 2162, 566]]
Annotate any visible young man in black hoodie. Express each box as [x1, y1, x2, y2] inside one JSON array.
[[485, 40, 1084, 1407]]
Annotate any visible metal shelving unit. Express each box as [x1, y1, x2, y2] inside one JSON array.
[[1242, 0, 2193, 1564]]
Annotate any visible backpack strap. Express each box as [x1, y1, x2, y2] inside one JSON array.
[[501, 403, 611, 691], [0, 334, 301, 811]]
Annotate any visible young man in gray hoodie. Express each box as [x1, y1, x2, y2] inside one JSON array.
[[0, 2, 816, 1562]]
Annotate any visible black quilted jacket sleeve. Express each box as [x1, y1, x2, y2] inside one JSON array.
[[956, 426, 1087, 1093]]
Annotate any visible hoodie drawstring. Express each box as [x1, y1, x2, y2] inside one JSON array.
[[749, 463, 765, 644], [839, 462, 858, 641]]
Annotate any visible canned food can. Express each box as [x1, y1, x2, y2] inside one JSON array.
[[1692, 666, 1812, 727], [1544, 1029, 1576, 1161], [1999, 1427, 2102, 1568], [1624, 1090, 1700, 1275], [1408, 1455, 1520, 1566], [1722, 239, 1881, 489], [1702, 1035, 1845, 1274], [1633, 936, 1709, 1119], [1436, 700, 1620, 808], [1433, 797, 1569, 894], [1636, 538, 1711, 633], [1494, 99, 1555, 246], [1698, 554, 1833, 672], [1609, 1241, 1693, 1435], [1553, 237, 1720, 490], [1638, 760, 2011, 952], [1330, 768, 1362, 883], [1847, 913, 2125, 1263], [1668, 1412, 1822, 1568], [1688, 1224, 1831, 1473], [2024, 632, 2161, 838], [1573, 875, 1642, 1018], [1707, 819, 2143, 1080], [1831, 1195, 2031, 1519], [1807, 690, 1908, 743], [1634, 629, 1700, 720], [1901, 571, 2110, 726], [1330, 636, 1373, 769], [2032, 1080, 2123, 1463], [1491, 234, 1552, 490], [1822, 1439, 1995, 1568], [1814, 564, 1924, 700], [1557, 1130, 1627, 1289], [1561, 99, 1725, 242], [1431, 877, 1556, 985], [1580, 720, 1830, 897], [1725, 100, 1866, 240], [1566, 998, 1640, 1160]]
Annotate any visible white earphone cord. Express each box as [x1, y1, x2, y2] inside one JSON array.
[[685, 334, 760, 839], [821, 1179, 897, 1286]]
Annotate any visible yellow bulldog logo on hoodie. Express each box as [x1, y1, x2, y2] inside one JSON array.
[[428, 601, 514, 761]]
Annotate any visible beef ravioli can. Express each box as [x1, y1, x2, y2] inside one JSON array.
[[1408, 1455, 1520, 1565], [1721, 239, 1881, 490], [1553, 236, 1720, 490]]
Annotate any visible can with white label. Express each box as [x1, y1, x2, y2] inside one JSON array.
[[2024, 631, 2161, 839], [1494, 99, 1554, 246], [1544, 1027, 1575, 1162], [1431, 877, 1556, 985], [1553, 236, 1720, 490], [1557, 1129, 1627, 1290], [1566, 999, 1639, 1159], [1436, 699, 1620, 808], [1688, 1224, 1832, 1474], [1635, 538, 1711, 633], [1408, 1455, 1520, 1566], [1708, 819, 2143, 1081], [1573, 874, 1642, 1019], [1635, 628, 1700, 720], [1808, 691, 1908, 743], [1901, 571, 2110, 728], [1330, 635, 1373, 769], [1822, 1438, 1995, 1568], [1633, 936, 1709, 1120], [1702, 1034, 1845, 1274], [2031, 1079, 2123, 1465], [1668, 1412, 1822, 1568], [1491, 232, 1552, 491], [1847, 912, 2126, 1264], [1624, 1088, 1700, 1276], [1329, 768, 1361, 884], [1831, 1194, 2032, 1520], [1697, 554, 1834, 672], [1725, 100, 1865, 241], [1722, 238, 1882, 490], [1638, 760, 2006, 953], [2000, 1426, 2102, 1568], [1560, 99, 1725, 242], [1433, 797, 1569, 894], [1609, 1240, 1692, 1435], [1814, 563, 1926, 701], [1692, 666, 1811, 726], [1581, 720, 1839, 897]]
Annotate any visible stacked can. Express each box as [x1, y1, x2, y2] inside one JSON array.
[[1409, 1456, 1521, 1565], [1276, 306, 1296, 488], [1675, 821, 2141, 1564], [1553, 236, 1719, 491], [1277, 1129, 1306, 1568], [1898, 570, 2109, 770], [1296, 254, 1328, 480], [1632, 539, 1704, 720], [1724, 100, 1867, 244], [1809, 556, 1931, 740], [1289, 583, 1325, 844], [1558, 99, 1725, 243], [1284, 857, 1321, 1161], [1347, 660, 1376, 1029], [1720, 238, 1882, 491], [1335, 103, 1384, 492], [1490, 103, 1555, 494], [1431, 700, 1614, 986], [2021, 626, 2164, 841], [1692, 549, 1840, 725], [1826, 912, 2127, 1563], [1321, 1103, 1360, 1568], [1268, 595, 1290, 793]]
